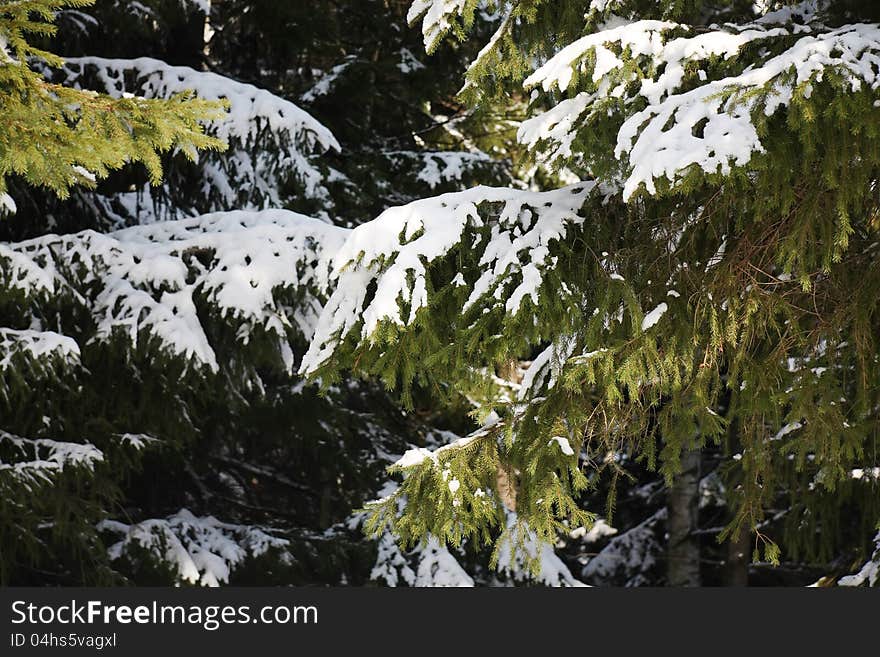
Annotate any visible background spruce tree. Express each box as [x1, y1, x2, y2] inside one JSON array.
[[1, 0, 588, 586]]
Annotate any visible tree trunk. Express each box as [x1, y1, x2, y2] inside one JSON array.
[[667, 448, 701, 586], [724, 524, 751, 586]]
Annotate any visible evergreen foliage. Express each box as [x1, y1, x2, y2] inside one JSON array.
[[0, 0, 223, 209], [1, 0, 877, 586]]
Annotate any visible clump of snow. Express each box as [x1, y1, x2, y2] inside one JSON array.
[[116, 433, 159, 450], [614, 24, 880, 199], [54, 56, 339, 209], [301, 56, 357, 103], [549, 436, 575, 456], [581, 509, 665, 586], [517, 337, 577, 400], [517, 15, 880, 200], [641, 302, 668, 331], [0, 329, 80, 371], [0, 193, 16, 214], [407, 0, 469, 51], [570, 518, 618, 543], [392, 431, 482, 470], [61, 57, 338, 154]]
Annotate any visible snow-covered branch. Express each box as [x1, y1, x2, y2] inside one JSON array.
[[100, 509, 291, 587], [3, 210, 347, 372], [301, 183, 595, 373]]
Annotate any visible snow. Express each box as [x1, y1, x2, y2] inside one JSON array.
[[495, 513, 587, 586], [0, 193, 15, 214], [614, 24, 880, 199], [3, 210, 347, 372], [363, 482, 474, 587], [392, 432, 481, 469], [301, 183, 594, 374], [61, 57, 338, 152], [100, 509, 291, 587], [641, 302, 668, 331], [570, 518, 618, 543], [414, 151, 493, 188], [0, 430, 103, 490], [116, 433, 158, 450], [516, 14, 880, 200], [581, 509, 665, 586], [757, 0, 826, 26], [407, 0, 469, 51], [517, 337, 577, 400], [461, 2, 513, 92], [0, 329, 80, 370], [851, 468, 880, 481], [179, 0, 211, 13], [518, 93, 593, 165], [772, 421, 803, 441], [398, 48, 426, 74], [413, 537, 475, 586], [369, 436, 584, 587], [838, 531, 880, 588], [549, 436, 575, 456], [55, 56, 339, 207], [524, 20, 676, 93], [301, 57, 356, 103], [384, 150, 496, 189]]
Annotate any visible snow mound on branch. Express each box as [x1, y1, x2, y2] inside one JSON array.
[[581, 509, 665, 586], [0, 329, 80, 370], [55, 57, 339, 210], [0, 243, 59, 294], [61, 57, 338, 152], [0, 430, 103, 491], [408, 0, 469, 51], [100, 509, 291, 587], [385, 150, 497, 188], [4, 210, 347, 372], [839, 530, 880, 588], [301, 183, 594, 374], [370, 531, 475, 587], [615, 24, 880, 199]]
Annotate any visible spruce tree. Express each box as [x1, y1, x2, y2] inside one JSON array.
[[300, 0, 880, 583]]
